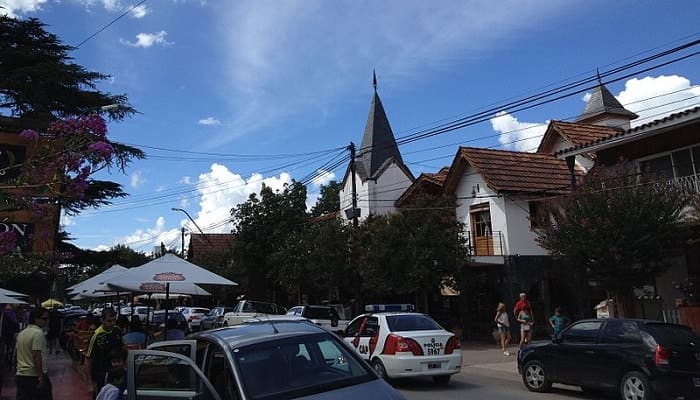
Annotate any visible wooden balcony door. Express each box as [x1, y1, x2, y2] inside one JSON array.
[[470, 203, 494, 256]]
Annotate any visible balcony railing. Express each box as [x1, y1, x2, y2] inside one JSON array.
[[466, 231, 504, 257]]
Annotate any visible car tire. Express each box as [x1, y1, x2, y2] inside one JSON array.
[[223, 321, 229, 327], [371, 359, 389, 380], [522, 360, 552, 393], [432, 375, 451, 385], [620, 371, 654, 400]]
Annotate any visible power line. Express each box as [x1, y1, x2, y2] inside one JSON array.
[[74, 0, 148, 49]]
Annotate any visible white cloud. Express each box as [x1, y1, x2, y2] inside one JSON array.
[[582, 93, 592, 102], [180, 176, 192, 184], [615, 75, 700, 126], [120, 31, 173, 48], [60, 211, 76, 228], [130, 4, 148, 18], [92, 244, 111, 252], [198, 117, 221, 126], [0, 0, 47, 17], [130, 170, 145, 188], [118, 216, 180, 254], [490, 112, 548, 152]]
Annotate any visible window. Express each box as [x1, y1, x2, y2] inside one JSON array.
[[386, 315, 443, 332], [561, 321, 602, 344], [529, 201, 546, 228], [360, 317, 379, 337], [640, 155, 673, 180], [205, 344, 240, 400], [344, 317, 365, 337], [601, 321, 641, 344]]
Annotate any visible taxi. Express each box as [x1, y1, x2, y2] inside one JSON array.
[[343, 304, 462, 384]]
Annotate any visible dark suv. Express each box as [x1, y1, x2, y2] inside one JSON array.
[[518, 318, 700, 400]]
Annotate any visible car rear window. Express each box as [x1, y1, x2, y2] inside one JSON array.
[[646, 323, 700, 346], [386, 314, 442, 332], [233, 333, 375, 400]]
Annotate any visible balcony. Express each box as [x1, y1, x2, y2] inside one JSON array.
[[466, 231, 505, 264]]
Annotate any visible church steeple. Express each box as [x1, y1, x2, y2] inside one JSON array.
[[576, 78, 638, 129], [357, 72, 405, 179]]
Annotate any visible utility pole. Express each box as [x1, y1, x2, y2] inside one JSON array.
[[180, 227, 185, 258], [349, 142, 359, 228]]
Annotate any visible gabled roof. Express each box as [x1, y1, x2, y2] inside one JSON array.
[[187, 233, 235, 264], [576, 82, 638, 123], [444, 147, 575, 195], [557, 106, 700, 156], [395, 167, 449, 207], [537, 120, 622, 154], [356, 91, 406, 180]]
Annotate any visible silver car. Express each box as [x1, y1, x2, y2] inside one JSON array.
[[127, 320, 406, 400]]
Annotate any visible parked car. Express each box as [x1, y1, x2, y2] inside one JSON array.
[[518, 318, 700, 400], [342, 304, 462, 384], [222, 300, 285, 327], [127, 320, 406, 400], [287, 305, 349, 334], [181, 307, 211, 331], [200, 307, 234, 330], [148, 310, 189, 334]]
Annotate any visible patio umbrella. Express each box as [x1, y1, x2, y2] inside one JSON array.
[[41, 298, 63, 308], [105, 253, 236, 323], [0, 288, 29, 298], [67, 264, 128, 294]]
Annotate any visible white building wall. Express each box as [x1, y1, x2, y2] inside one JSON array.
[[503, 198, 549, 256], [339, 162, 412, 222]]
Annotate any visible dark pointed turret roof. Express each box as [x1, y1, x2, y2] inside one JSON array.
[[576, 82, 638, 123], [356, 90, 406, 179]]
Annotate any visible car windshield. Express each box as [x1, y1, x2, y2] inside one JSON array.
[[647, 323, 700, 346], [151, 312, 185, 324], [249, 302, 282, 315], [233, 332, 375, 400], [386, 314, 443, 331]]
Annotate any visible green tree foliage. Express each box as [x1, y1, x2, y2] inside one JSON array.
[[0, 16, 136, 120], [309, 180, 341, 217], [231, 182, 307, 301], [357, 194, 468, 312], [535, 161, 689, 292], [270, 217, 352, 304]]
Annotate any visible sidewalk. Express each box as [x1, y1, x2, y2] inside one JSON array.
[[1, 352, 92, 400], [459, 341, 519, 374]]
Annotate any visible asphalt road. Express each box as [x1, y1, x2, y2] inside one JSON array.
[[396, 364, 604, 400]]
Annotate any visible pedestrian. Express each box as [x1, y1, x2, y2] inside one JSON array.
[[163, 318, 185, 341], [95, 367, 125, 400], [2, 304, 20, 362], [46, 307, 62, 355], [548, 307, 571, 336], [105, 348, 127, 397], [122, 317, 147, 350], [15, 307, 51, 400], [85, 308, 123, 398], [513, 292, 533, 321], [517, 306, 533, 350], [494, 302, 511, 356]]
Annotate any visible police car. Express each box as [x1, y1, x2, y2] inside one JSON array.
[[343, 304, 462, 384]]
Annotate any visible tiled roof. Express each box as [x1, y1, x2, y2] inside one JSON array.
[[188, 233, 235, 263], [395, 167, 449, 207], [550, 120, 621, 145], [576, 83, 638, 122], [308, 211, 339, 224], [454, 147, 574, 194], [422, 167, 450, 185], [557, 106, 700, 156]]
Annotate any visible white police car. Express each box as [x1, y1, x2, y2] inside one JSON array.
[[343, 304, 462, 384]]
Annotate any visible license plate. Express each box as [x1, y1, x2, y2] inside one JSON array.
[[694, 377, 700, 387], [427, 363, 441, 369]]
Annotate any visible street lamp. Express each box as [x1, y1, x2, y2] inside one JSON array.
[[171, 208, 214, 256]]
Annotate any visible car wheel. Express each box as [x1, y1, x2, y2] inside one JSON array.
[[371, 359, 388, 380], [432, 375, 451, 385], [522, 360, 552, 392], [223, 321, 229, 327], [620, 371, 654, 400]]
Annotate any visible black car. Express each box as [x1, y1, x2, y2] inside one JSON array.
[[200, 306, 233, 330], [149, 310, 190, 334], [518, 318, 700, 400]]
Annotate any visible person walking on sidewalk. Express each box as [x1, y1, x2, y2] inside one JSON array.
[[85, 309, 122, 398], [15, 307, 52, 400], [494, 302, 511, 356], [517, 306, 534, 350], [548, 307, 571, 336]]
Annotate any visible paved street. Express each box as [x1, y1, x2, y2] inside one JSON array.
[[397, 343, 594, 400]]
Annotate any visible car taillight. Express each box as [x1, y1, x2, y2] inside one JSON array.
[[655, 345, 670, 367], [382, 334, 423, 356], [445, 335, 461, 354]]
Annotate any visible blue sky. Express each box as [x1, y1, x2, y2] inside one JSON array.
[[2, 0, 700, 254]]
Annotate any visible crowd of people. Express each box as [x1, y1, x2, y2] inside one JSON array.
[[493, 293, 571, 356], [0, 303, 187, 400]]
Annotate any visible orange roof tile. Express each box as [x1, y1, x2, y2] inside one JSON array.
[[454, 147, 574, 194], [188, 233, 235, 264], [395, 167, 449, 207]]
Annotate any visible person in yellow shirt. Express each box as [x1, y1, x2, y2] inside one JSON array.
[[15, 307, 51, 400]]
